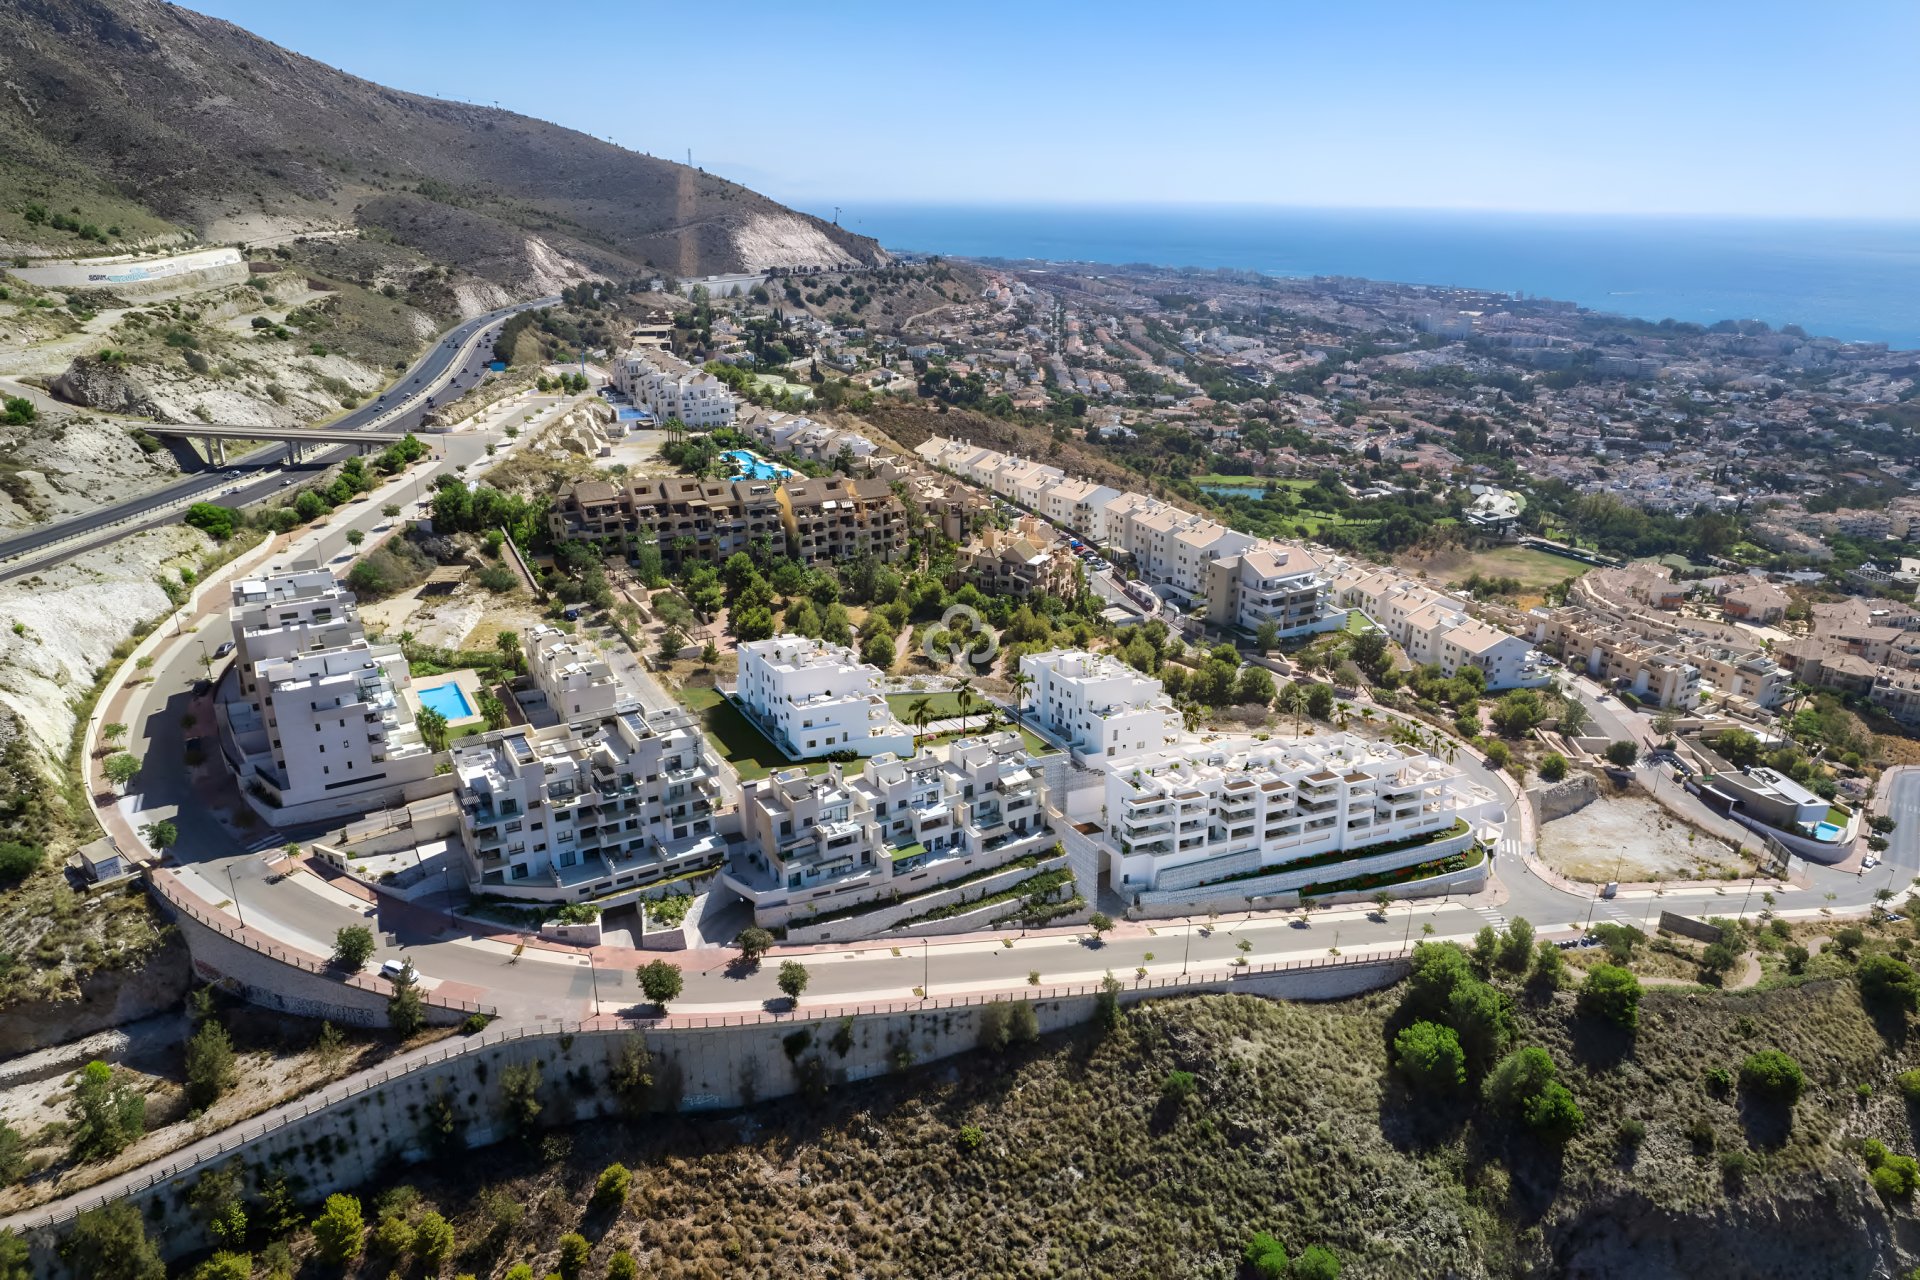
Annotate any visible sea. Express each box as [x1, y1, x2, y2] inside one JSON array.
[[809, 204, 1920, 351]]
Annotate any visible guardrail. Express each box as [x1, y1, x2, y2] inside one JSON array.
[[6, 945, 1406, 1232], [147, 870, 497, 1018]]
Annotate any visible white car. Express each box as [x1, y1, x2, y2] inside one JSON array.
[[1863, 855, 1880, 871], [378, 958, 416, 984]]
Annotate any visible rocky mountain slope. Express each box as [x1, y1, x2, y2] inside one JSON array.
[[0, 0, 883, 286]]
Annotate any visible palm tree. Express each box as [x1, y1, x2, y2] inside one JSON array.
[[953, 677, 975, 735], [1007, 671, 1033, 730], [908, 696, 934, 750], [1181, 703, 1204, 735]]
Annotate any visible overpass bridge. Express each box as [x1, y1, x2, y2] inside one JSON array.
[[145, 422, 417, 465]]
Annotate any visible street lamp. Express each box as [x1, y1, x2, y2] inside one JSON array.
[[922, 938, 930, 999], [1182, 916, 1192, 977], [226, 864, 245, 929], [587, 954, 601, 1015]]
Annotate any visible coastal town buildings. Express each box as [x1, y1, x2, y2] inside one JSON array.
[[1020, 648, 1183, 765], [611, 348, 736, 428]]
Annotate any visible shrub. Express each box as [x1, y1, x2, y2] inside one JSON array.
[[1243, 1232, 1289, 1280], [1578, 964, 1642, 1029], [0, 841, 43, 883], [606, 1251, 640, 1280], [1392, 1020, 1466, 1094], [1740, 1050, 1806, 1105], [1291, 1245, 1343, 1280], [1605, 739, 1639, 768], [332, 925, 375, 970], [310, 1194, 365, 1264], [1896, 1069, 1920, 1100], [1536, 752, 1569, 783], [1871, 1149, 1920, 1197], [184, 1020, 237, 1110], [956, 1124, 984, 1153], [557, 1231, 590, 1280], [411, 1212, 454, 1271], [1859, 953, 1920, 1011], [592, 1162, 631, 1211], [1486, 1045, 1583, 1142], [1161, 1070, 1197, 1104], [1617, 1117, 1647, 1148]]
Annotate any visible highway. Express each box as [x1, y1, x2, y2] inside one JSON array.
[[0, 295, 558, 582]]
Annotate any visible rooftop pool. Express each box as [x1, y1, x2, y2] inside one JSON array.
[[418, 682, 474, 721], [1813, 820, 1846, 843]]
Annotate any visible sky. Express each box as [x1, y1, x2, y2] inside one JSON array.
[[186, 0, 1920, 220]]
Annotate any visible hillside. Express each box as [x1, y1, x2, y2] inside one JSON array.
[[0, 0, 884, 286], [155, 969, 1920, 1280]]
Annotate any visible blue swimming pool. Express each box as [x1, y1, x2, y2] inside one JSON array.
[[722, 449, 797, 482], [1813, 821, 1846, 842], [418, 682, 474, 720]]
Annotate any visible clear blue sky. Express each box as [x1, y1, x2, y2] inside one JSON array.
[[187, 0, 1919, 219]]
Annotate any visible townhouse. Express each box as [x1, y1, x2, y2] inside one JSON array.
[[1335, 568, 1546, 688], [1020, 648, 1183, 765], [735, 634, 914, 760], [724, 731, 1053, 929], [452, 704, 726, 902]]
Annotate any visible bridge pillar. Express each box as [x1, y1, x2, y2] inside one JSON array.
[[210, 437, 226, 466]]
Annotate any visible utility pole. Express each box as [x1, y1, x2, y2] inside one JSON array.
[[226, 864, 245, 929], [922, 938, 930, 999]]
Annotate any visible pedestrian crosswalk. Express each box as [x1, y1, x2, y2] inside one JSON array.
[[1474, 905, 1507, 930], [1597, 903, 1640, 928]]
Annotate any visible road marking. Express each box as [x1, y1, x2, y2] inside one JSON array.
[[1474, 906, 1507, 929]]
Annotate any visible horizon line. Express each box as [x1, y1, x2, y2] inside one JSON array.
[[794, 198, 1920, 225]]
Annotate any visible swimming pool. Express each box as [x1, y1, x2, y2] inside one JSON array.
[[1813, 821, 1846, 842], [722, 449, 797, 482], [417, 682, 474, 720]]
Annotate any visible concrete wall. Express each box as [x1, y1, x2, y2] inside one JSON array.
[[1126, 857, 1488, 921], [7, 246, 244, 293], [782, 852, 1071, 944], [153, 872, 492, 1028], [1133, 829, 1476, 909], [7, 955, 1407, 1267]]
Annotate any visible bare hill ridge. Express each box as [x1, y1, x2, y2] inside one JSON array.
[[0, 0, 883, 283]]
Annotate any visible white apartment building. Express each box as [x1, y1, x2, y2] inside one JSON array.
[[734, 634, 913, 760], [219, 567, 438, 823], [453, 704, 725, 902], [1020, 649, 1182, 764], [612, 349, 736, 429], [1104, 735, 1498, 898], [1204, 544, 1344, 639], [723, 731, 1054, 930], [524, 623, 620, 720]]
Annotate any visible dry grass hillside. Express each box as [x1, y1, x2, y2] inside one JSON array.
[[226, 969, 1920, 1280], [0, 0, 884, 283]]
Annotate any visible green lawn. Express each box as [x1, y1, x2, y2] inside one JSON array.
[[885, 691, 976, 721], [1448, 545, 1594, 591], [676, 685, 829, 781]]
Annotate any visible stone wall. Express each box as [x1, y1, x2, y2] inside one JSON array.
[[1126, 857, 1489, 921], [1530, 771, 1600, 823], [8, 955, 1407, 1267]]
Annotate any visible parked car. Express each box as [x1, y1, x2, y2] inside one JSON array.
[[214, 640, 235, 658]]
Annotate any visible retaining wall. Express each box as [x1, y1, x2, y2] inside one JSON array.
[[1126, 857, 1489, 920], [1133, 829, 1476, 909], [1529, 771, 1600, 823], [5, 954, 1407, 1267], [781, 852, 1071, 944]]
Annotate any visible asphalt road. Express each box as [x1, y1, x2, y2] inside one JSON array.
[[0, 295, 557, 580]]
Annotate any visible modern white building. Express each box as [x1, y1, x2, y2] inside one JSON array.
[[1020, 649, 1182, 764], [452, 704, 726, 902], [723, 731, 1055, 930], [1204, 544, 1344, 638], [612, 349, 736, 429], [523, 624, 621, 720], [218, 567, 439, 823], [734, 634, 913, 760], [1104, 735, 1499, 899]]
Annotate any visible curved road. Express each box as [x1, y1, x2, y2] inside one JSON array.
[[0, 295, 558, 581]]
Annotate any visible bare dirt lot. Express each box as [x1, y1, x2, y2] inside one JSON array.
[[1539, 792, 1751, 881]]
